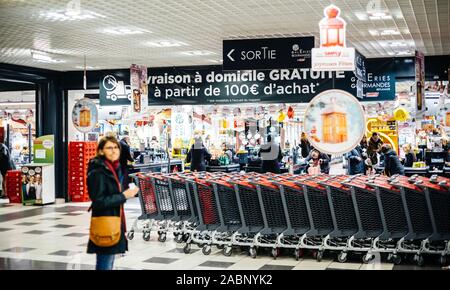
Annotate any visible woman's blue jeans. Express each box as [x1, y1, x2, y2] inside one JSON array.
[[96, 254, 115, 270]]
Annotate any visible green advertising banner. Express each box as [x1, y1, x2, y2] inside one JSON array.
[[33, 135, 55, 164]]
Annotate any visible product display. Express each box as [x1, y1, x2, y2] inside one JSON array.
[[5, 170, 22, 203], [21, 164, 55, 205], [68, 141, 97, 202]]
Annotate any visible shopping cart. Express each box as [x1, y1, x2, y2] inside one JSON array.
[[382, 175, 434, 266], [186, 177, 222, 255], [340, 176, 388, 263], [317, 175, 361, 263], [287, 175, 334, 262], [227, 178, 266, 258], [272, 177, 311, 260], [205, 178, 244, 256], [128, 172, 159, 241], [412, 175, 450, 265], [166, 174, 199, 246], [246, 177, 289, 259]]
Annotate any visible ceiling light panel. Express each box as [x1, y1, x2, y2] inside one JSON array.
[[0, 0, 448, 70]]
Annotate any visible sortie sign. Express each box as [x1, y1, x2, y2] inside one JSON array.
[[223, 37, 314, 71]]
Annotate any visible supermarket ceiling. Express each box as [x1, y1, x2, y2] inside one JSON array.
[[0, 0, 449, 71]]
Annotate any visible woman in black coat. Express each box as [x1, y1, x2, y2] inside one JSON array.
[[87, 136, 138, 270], [259, 135, 283, 174], [305, 149, 330, 174], [300, 132, 311, 158], [402, 143, 416, 167], [186, 137, 212, 172], [381, 144, 405, 176]]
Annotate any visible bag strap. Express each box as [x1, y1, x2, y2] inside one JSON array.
[[87, 204, 122, 218]]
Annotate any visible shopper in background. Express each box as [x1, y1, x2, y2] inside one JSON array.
[[402, 143, 416, 168], [87, 136, 139, 270], [186, 136, 212, 172], [360, 135, 368, 150], [367, 132, 383, 165], [345, 145, 365, 175], [259, 135, 283, 174], [221, 143, 235, 163], [150, 136, 159, 149], [119, 136, 134, 190], [300, 132, 311, 158], [305, 149, 330, 174], [381, 144, 405, 176], [0, 136, 15, 198]]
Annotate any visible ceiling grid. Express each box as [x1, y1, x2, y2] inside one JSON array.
[[0, 0, 448, 71]]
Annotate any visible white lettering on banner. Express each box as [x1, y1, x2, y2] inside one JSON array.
[[311, 47, 356, 71], [206, 71, 265, 83], [148, 68, 348, 101], [240, 47, 277, 61], [148, 74, 191, 84], [268, 69, 336, 81]]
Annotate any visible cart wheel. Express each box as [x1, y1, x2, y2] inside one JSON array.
[[223, 246, 232, 257], [249, 247, 257, 259], [127, 231, 134, 240], [337, 251, 348, 263], [362, 253, 374, 264], [392, 254, 402, 265], [294, 249, 303, 261], [439, 256, 447, 266], [183, 243, 191, 254], [158, 233, 167, 243], [316, 251, 323, 262], [143, 231, 151, 241], [415, 255, 425, 267], [174, 234, 183, 244], [271, 248, 279, 259], [157, 231, 163, 236], [202, 245, 212, 255]]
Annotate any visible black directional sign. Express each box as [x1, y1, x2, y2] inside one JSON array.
[[223, 36, 314, 71]]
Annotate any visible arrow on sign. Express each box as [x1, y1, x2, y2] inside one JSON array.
[[227, 49, 235, 62]]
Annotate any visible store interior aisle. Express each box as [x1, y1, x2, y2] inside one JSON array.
[[0, 199, 441, 270]]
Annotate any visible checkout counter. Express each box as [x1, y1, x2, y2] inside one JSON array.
[[206, 164, 240, 173], [131, 160, 184, 173], [129, 149, 184, 173]]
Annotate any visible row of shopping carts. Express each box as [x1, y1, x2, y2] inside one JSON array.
[[128, 171, 450, 266]]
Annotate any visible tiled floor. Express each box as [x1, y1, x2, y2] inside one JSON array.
[[0, 198, 445, 270]]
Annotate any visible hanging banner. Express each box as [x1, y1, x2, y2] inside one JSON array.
[[360, 58, 396, 100], [99, 74, 132, 106], [303, 90, 365, 155], [130, 64, 148, 114], [311, 5, 356, 71], [415, 50, 425, 112], [223, 37, 314, 71], [354, 49, 367, 82], [147, 62, 396, 106], [72, 98, 98, 133]]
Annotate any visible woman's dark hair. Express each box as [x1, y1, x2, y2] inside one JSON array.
[[380, 144, 391, 154], [97, 136, 121, 157], [372, 132, 378, 137]]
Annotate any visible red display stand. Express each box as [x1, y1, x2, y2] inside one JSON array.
[[68, 142, 97, 202], [6, 170, 22, 203]]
